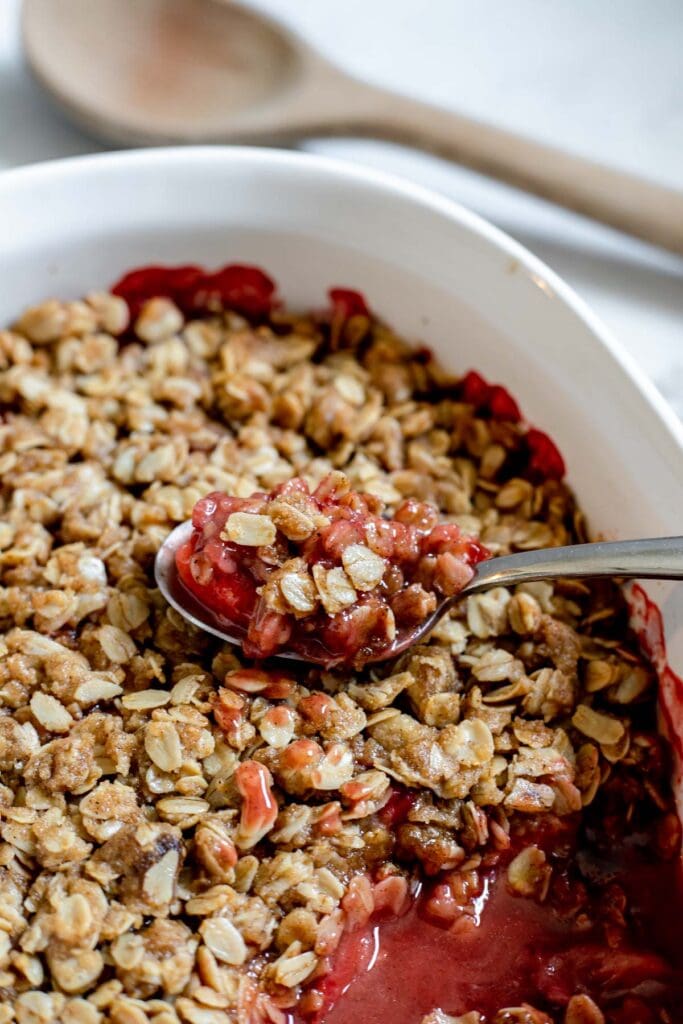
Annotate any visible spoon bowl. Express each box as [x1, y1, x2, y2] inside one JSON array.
[[155, 522, 683, 667], [23, 0, 303, 143]]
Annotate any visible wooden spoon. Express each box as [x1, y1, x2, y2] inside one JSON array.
[[23, 0, 683, 254]]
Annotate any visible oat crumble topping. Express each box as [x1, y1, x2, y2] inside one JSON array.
[[0, 271, 679, 1024]]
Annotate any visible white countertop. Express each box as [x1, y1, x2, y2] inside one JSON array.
[[2, 0, 682, 414]]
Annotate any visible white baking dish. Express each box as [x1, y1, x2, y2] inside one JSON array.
[[1, 146, 681, 806]]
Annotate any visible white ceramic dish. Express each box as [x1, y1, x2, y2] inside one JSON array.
[[1, 146, 681, 805]]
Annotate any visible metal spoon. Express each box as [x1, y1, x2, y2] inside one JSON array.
[[155, 522, 683, 665], [22, 0, 683, 254]]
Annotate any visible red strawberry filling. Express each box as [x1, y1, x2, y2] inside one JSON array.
[[459, 370, 522, 424], [299, 804, 682, 1024], [112, 262, 277, 321]]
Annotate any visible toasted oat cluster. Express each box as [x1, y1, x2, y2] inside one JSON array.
[[0, 269, 679, 1024], [177, 476, 488, 665]]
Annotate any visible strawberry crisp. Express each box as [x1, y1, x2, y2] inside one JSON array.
[[175, 476, 488, 665], [0, 263, 680, 1024]]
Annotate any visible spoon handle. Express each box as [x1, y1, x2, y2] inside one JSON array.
[[463, 536, 683, 596], [317, 76, 683, 255]]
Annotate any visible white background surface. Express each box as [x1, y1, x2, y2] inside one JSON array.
[[1, 0, 682, 414]]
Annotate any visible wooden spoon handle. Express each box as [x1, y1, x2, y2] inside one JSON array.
[[306, 77, 683, 254]]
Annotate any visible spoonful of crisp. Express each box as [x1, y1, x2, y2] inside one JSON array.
[[154, 472, 683, 668]]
